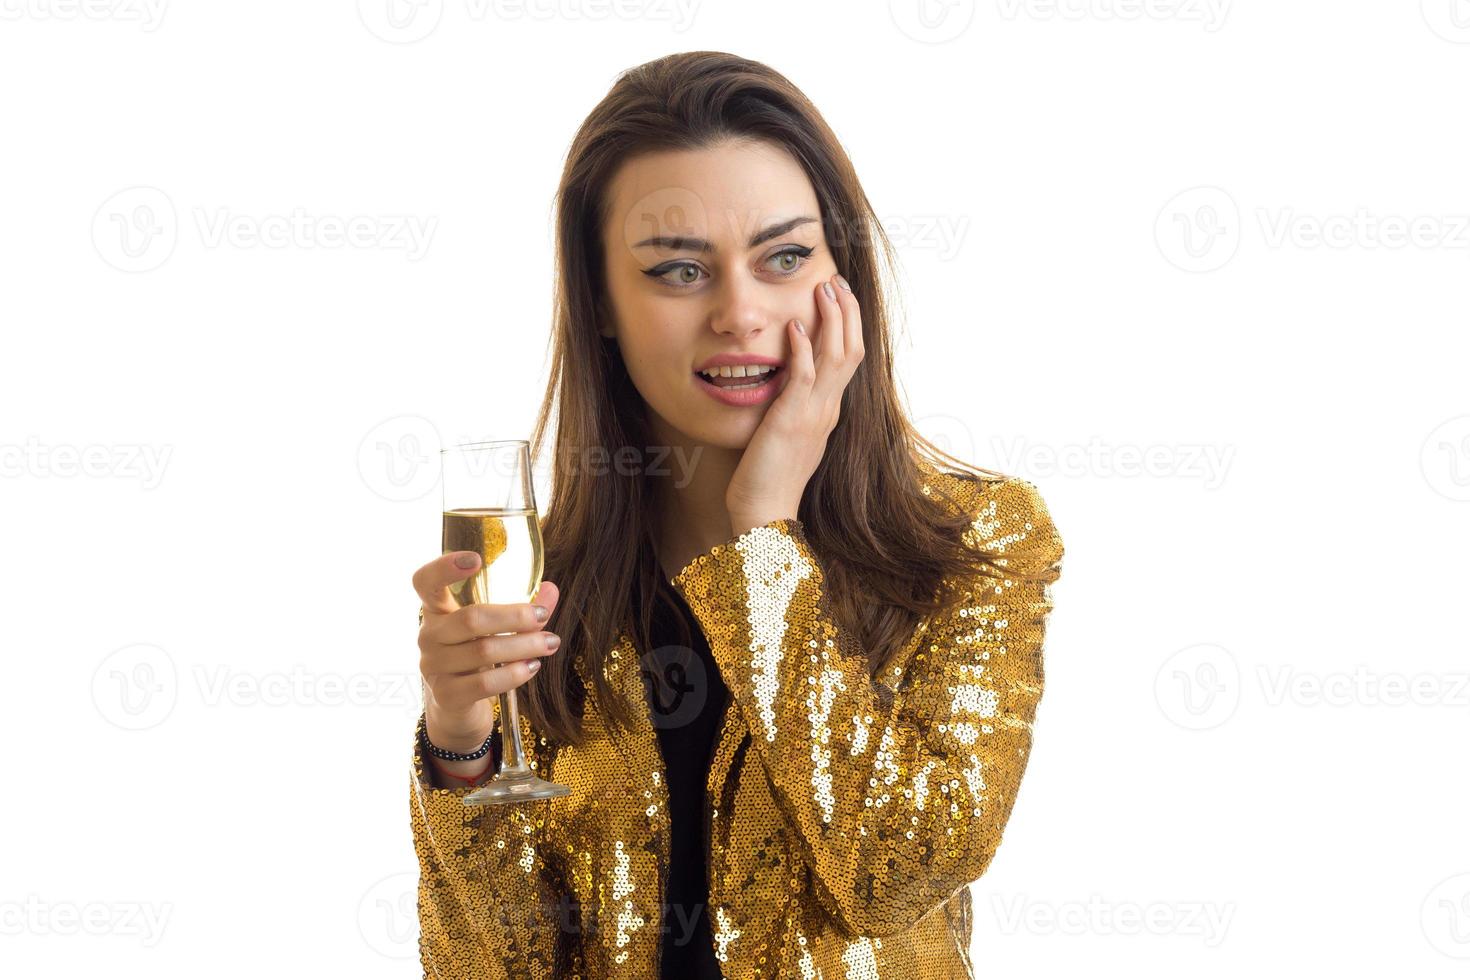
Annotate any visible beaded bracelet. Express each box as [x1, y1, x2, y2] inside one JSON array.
[[418, 714, 496, 762]]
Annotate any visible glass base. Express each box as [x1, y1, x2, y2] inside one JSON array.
[[463, 767, 571, 806]]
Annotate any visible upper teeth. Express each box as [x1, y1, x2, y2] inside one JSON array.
[[699, 364, 776, 378]]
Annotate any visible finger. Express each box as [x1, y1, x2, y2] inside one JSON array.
[[435, 580, 561, 645], [814, 276, 845, 373], [783, 317, 816, 396], [830, 273, 864, 366], [413, 551, 484, 616], [426, 629, 559, 676], [430, 658, 543, 711]]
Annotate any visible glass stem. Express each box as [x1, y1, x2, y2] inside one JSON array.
[[496, 688, 530, 774]]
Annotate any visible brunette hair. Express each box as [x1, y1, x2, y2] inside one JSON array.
[[524, 50, 1014, 747]]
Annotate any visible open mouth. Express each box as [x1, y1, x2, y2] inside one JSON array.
[[694, 366, 783, 391]]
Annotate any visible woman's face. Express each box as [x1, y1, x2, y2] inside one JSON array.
[[599, 138, 838, 450]]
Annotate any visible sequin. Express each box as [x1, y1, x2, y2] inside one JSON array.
[[409, 468, 1063, 977]]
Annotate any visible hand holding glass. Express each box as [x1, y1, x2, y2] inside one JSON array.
[[437, 440, 569, 805]]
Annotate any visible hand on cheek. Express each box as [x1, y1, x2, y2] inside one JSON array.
[[725, 273, 865, 534]]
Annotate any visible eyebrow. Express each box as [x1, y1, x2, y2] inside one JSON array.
[[630, 215, 819, 253]]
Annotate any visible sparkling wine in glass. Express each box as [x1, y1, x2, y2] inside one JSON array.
[[440, 439, 570, 805]]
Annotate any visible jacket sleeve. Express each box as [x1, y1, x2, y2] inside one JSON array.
[[669, 476, 1062, 938], [409, 711, 567, 978]]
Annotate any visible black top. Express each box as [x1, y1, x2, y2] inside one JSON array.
[[646, 587, 729, 980]]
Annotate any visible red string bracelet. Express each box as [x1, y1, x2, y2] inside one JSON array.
[[432, 753, 497, 787]]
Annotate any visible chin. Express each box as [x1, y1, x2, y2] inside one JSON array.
[[690, 412, 763, 451]]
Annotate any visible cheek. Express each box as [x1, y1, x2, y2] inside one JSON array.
[[638, 306, 694, 356], [619, 318, 693, 389]]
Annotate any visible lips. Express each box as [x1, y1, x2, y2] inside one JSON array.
[[693, 365, 785, 407]]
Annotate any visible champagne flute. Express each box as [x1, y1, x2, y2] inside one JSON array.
[[440, 439, 570, 805]]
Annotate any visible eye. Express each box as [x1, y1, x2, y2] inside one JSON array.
[[641, 245, 816, 289], [767, 245, 814, 275]]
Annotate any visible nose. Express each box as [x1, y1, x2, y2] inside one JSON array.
[[708, 273, 775, 341]]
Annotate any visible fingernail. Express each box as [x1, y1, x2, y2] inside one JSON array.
[[822, 281, 835, 300], [544, 633, 560, 651], [835, 274, 851, 292], [527, 659, 542, 674], [454, 553, 479, 570], [533, 605, 550, 623], [794, 319, 805, 335]]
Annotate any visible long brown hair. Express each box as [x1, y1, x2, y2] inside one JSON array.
[[524, 50, 1014, 747]]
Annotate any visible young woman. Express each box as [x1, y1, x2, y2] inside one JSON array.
[[409, 51, 1064, 979]]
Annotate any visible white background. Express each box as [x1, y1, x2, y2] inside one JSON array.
[[2, 1, 1468, 976]]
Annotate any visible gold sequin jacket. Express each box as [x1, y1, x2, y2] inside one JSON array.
[[410, 470, 1063, 978]]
